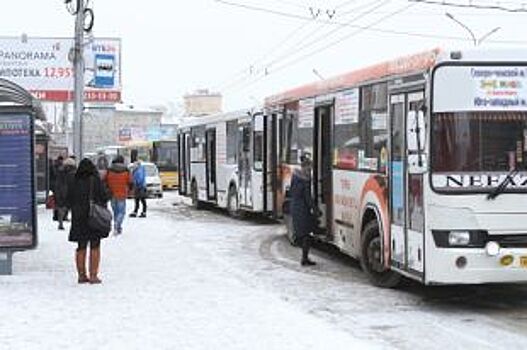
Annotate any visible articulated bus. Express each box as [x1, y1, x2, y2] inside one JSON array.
[[178, 110, 265, 216], [182, 48, 527, 286]]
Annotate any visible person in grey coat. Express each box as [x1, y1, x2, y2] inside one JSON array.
[[290, 154, 318, 266]]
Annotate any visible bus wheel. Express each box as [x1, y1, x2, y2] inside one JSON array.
[[227, 187, 241, 218], [360, 220, 400, 288], [191, 182, 202, 210]]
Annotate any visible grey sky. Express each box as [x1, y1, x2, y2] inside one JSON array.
[[1, 0, 527, 111]]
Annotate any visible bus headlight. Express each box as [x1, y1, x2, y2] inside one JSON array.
[[448, 231, 471, 246], [485, 241, 501, 257]]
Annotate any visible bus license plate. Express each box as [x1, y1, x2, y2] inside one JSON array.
[[521, 257, 527, 268]]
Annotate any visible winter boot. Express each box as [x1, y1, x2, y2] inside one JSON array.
[[89, 248, 102, 284], [129, 212, 137, 218], [139, 212, 147, 218], [76, 249, 89, 284], [300, 236, 316, 266]]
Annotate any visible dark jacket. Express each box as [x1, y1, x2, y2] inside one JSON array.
[[54, 164, 76, 208], [290, 169, 317, 239], [67, 160, 110, 242]]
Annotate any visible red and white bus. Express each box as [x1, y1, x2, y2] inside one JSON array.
[[264, 48, 527, 286]]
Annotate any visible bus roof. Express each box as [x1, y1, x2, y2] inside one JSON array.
[[265, 48, 442, 107], [179, 108, 257, 130]]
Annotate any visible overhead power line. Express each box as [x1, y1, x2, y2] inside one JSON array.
[[213, 0, 526, 43], [217, 0, 366, 91], [408, 0, 527, 12], [221, 0, 389, 92]]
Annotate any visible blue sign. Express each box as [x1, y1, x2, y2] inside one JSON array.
[[0, 114, 36, 249], [94, 54, 115, 88]]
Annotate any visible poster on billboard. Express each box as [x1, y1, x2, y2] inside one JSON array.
[[0, 36, 121, 103], [0, 114, 36, 249]]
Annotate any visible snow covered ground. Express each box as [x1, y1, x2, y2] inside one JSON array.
[[0, 193, 378, 350], [2, 192, 527, 349]]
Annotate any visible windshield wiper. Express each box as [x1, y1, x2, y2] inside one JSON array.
[[487, 168, 519, 200]]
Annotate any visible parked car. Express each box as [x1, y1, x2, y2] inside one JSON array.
[[129, 162, 163, 199]]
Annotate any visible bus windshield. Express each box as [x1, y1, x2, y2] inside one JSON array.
[[432, 112, 527, 172], [153, 142, 178, 171]]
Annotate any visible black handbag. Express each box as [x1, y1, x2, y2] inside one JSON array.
[[88, 177, 112, 236]]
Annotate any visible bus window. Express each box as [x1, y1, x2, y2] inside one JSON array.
[[359, 83, 388, 172], [226, 120, 238, 164], [191, 126, 206, 162], [254, 130, 264, 171]]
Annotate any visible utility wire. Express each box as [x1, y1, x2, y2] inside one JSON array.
[[264, 0, 389, 69], [221, 0, 388, 91], [229, 2, 416, 93], [217, 0, 365, 91], [214, 0, 526, 43], [409, 0, 527, 12]]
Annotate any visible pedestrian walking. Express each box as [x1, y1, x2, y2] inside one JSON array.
[[290, 154, 318, 266], [67, 158, 111, 284], [130, 160, 147, 218], [50, 156, 63, 221], [54, 157, 76, 230], [96, 155, 109, 180], [106, 155, 132, 235]]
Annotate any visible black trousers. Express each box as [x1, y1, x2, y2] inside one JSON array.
[[300, 235, 312, 262], [133, 197, 147, 214]]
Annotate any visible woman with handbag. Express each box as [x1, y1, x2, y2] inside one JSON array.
[[67, 158, 111, 284]]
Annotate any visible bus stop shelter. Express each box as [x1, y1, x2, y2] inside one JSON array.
[[0, 78, 45, 275]]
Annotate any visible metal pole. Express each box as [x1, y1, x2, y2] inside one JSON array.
[[73, 0, 85, 158], [445, 12, 477, 46]]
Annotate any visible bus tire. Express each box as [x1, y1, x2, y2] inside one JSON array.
[[360, 220, 401, 288], [191, 182, 202, 210], [227, 186, 242, 218]]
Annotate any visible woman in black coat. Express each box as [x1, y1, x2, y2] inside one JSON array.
[[290, 155, 318, 266], [67, 158, 110, 284], [54, 158, 76, 230]]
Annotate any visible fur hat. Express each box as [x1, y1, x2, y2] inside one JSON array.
[[64, 158, 76, 167]]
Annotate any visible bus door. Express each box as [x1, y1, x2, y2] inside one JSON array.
[[238, 122, 253, 208], [178, 134, 185, 195], [264, 112, 279, 216], [205, 128, 217, 200], [252, 114, 265, 211], [179, 132, 191, 196], [313, 104, 333, 233], [389, 91, 425, 277]]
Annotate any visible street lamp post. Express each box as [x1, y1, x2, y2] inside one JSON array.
[[73, 0, 86, 159], [445, 12, 501, 46], [64, 0, 95, 158]]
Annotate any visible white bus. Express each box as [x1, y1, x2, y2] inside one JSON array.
[[264, 48, 527, 286], [178, 110, 266, 216]]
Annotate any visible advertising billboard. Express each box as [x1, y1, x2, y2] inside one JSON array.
[[0, 36, 121, 103], [0, 113, 36, 249]]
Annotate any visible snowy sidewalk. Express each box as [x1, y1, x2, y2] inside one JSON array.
[[0, 197, 379, 350]]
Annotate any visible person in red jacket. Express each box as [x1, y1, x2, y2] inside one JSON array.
[[106, 155, 132, 235]]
